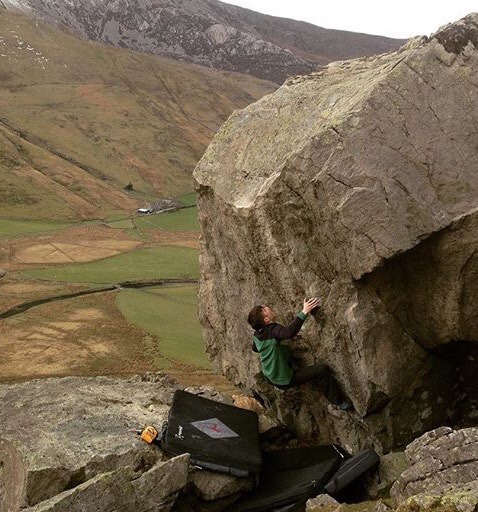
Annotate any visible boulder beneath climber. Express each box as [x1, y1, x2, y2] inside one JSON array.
[[194, 14, 478, 451]]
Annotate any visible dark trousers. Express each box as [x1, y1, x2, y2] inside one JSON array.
[[274, 363, 344, 405]]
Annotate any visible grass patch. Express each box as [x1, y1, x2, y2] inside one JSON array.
[[134, 207, 199, 232], [116, 285, 210, 369], [0, 218, 73, 238], [106, 219, 134, 229], [22, 246, 199, 284], [178, 192, 197, 207]]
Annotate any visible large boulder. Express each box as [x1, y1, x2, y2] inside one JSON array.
[[194, 14, 478, 451], [0, 375, 181, 512]]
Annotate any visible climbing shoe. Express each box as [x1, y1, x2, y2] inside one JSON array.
[[338, 401, 352, 411], [327, 401, 353, 413]]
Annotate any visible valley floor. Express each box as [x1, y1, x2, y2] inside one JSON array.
[[0, 204, 234, 392]]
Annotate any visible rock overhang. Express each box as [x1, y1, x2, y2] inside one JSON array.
[[195, 51, 403, 210], [200, 35, 478, 269]]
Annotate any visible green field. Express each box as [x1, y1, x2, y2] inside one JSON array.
[[22, 246, 199, 284], [0, 218, 74, 238], [105, 219, 135, 229], [178, 193, 197, 207], [116, 285, 209, 369], [134, 207, 199, 232]]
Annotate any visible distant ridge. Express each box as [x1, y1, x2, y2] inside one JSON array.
[[2, 0, 407, 83]]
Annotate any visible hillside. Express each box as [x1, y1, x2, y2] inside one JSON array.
[[2, 0, 406, 83], [0, 9, 275, 220]]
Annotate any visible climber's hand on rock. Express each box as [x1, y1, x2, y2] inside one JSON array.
[[302, 297, 320, 314]]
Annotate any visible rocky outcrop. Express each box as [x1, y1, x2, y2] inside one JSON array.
[[0, 375, 183, 511], [2, 377, 476, 511], [306, 493, 340, 510], [2, 0, 405, 83], [377, 451, 408, 496], [0, 375, 256, 512], [395, 487, 478, 512], [194, 14, 478, 451], [304, 429, 478, 512], [24, 455, 190, 512], [391, 427, 478, 511]]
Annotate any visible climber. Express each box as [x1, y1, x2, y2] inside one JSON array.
[[248, 298, 352, 411]]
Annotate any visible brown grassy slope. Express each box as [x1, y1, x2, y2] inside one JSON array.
[[0, 290, 156, 382], [0, 10, 276, 220]]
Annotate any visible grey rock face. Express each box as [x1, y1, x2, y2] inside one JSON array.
[[190, 468, 254, 501], [306, 493, 339, 510], [391, 427, 478, 501], [194, 14, 478, 450], [2, 0, 404, 83], [0, 375, 180, 512], [377, 451, 408, 495], [395, 484, 478, 512], [24, 455, 189, 512]]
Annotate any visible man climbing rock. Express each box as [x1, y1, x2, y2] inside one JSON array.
[[248, 298, 352, 410]]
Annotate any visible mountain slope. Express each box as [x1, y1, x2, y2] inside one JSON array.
[[0, 9, 275, 219], [2, 0, 406, 83]]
